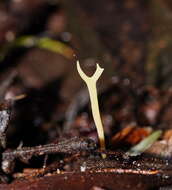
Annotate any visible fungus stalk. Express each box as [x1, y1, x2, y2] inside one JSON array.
[[77, 61, 106, 152]]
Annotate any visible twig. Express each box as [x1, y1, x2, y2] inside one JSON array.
[[90, 168, 159, 175], [2, 137, 96, 174]]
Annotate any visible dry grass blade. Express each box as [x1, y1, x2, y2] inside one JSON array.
[[126, 130, 162, 156]]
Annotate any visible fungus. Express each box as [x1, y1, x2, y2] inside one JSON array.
[[77, 61, 106, 153]]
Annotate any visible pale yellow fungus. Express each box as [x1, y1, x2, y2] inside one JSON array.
[[77, 61, 106, 152]]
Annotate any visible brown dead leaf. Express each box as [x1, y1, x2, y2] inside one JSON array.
[[163, 129, 172, 141], [111, 125, 135, 144], [112, 125, 152, 146], [145, 136, 172, 158]]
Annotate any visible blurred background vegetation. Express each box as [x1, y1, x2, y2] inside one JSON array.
[[1, 0, 172, 89], [1, 0, 172, 145]]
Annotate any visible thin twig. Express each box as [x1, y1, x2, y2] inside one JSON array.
[[2, 137, 96, 174]]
